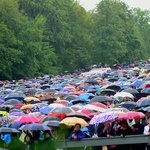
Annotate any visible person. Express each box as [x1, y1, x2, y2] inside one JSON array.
[[68, 123, 85, 140], [116, 120, 132, 150], [131, 117, 145, 150], [144, 118, 150, 150]]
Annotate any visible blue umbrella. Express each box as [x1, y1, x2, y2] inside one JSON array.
[[19, 123, 50, 131], [79, 93, 94, 101], [40, 107, 53, 115]]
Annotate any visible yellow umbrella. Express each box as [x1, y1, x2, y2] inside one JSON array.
[[0, 111, 9, 116], [60, 117, 88, 127], [20, 104, 34, 110], [24, 97, 40, 102]]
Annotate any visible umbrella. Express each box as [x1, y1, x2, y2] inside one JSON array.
[[60, 117, 88, 127], [83, 104, 106, 112], [0, 127, 20, 134], [100, 89, 116, 96], [85, 79, 99, 85], [10, 112, 25, 116], [43, 88, 57, 94], [20, 104, 34, 110], [25, 88, 37, 95], [141, 88, 150, 94], [4, 93, 26, 101], [66, 112, 91, 121], [65, 95, 78, 101], [89, 102, 108, 109], [137, 97, 150, 108], [122, 88, 139, 95], [19, 123, 50, 131], [43, 120, 60, 127], [105, 107, 129, 113], [24, 97, 40, 102], [40, 116, 61, 123], [106, 84, 121, 92], [117, 111, 145, 120], [40, 106, 53, 115], [4, 99, 23, 105], [54, 100, 69, 106], [114, 101, 137, 111], [49, 106, 74, 114], [77, 109, 95, 118], [114, 92, 134, 100], [14, 116, 39, 123], [90, 96, 113, 103], [89, 112, 118, 125]]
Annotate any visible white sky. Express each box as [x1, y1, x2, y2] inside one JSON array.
[[78, 0, 150, 11]]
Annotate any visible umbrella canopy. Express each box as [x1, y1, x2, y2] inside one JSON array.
[[137, 97, 150, 108], [20, 104, 34, 110], [19, 123, 50, 131], [122, 88, 139, 95], [89, 102, 108, 109], [43, 120, 60, 127], [0, 127, 20, 134], [91, 96, 113, 103], [66, 112, 91, 121], [54, 100, 69, 106], [60, 117, 88, 127], [106, 84, 121, 92], [4, 99, 22, 105], [85, 79, 99, 85], [40, 116, 61, 123], [114, 101, 137, 111], [114, 92, 134, 100], [65, 95, 78, 101], [100, 89, 116, 96], [43, 88, 57, 94], [89, 112, 118, 125], [10, 112, 25, 116], [24, 97, 40, 102], [14, 116, 39, 123], [49, 106, 74, 114], [83, 104, 106, 112], [141, 88, 150, 94], [105, 107, 129, 113], [117, 111, 145, 120], [4, 93, 26, 101]]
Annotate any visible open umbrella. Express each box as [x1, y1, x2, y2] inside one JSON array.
[[83, 104, 106, 112], [0, 127, 20, 134], [122, 88, 139, 95], [43, 120, 60, 127], [114, 92, 134, 100], [89, 112, 118, 125], [66, 112, 91, 121], [40, 116, 61, 123], [106, 84, 121, 92], [4, 99, 23, 105], [24, 97, 40, 102], [100, 89, 116, 96], [89, 102, 108, 109], [19, 123, 50, 131], [137, 97, 150, 108], [14, 116, 39, 123], [114, 101, 137, 111], [85, 79, 99, 85], [60, 117, 88, 127], [117, 111, 145, 120], [65, 95, 78, 101], [49, 106, 74, 114], [91, 96, 113, 103], [4, 93, 26, 101]]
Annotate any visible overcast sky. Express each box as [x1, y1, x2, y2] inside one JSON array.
[[78, 0, 150, 11]]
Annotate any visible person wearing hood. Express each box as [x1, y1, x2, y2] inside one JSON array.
[[68, 123, 85, 140]]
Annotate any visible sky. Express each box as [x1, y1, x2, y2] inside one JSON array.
[[78, 0, 150, 11]]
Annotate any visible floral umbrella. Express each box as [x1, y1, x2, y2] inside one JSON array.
[[89, 112, 118, 125]]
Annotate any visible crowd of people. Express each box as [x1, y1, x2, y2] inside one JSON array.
[[0, 60, 149, 150]]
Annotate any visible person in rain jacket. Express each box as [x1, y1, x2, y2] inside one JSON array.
[[68, 123, 85, 140]]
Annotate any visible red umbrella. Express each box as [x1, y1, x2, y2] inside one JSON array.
[[117, 111, 145, 120], [89, 102, 108, 109], [14, 116, 39, 123]]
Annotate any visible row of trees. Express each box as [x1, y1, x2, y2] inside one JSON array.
[[0, 0, 150, 79]]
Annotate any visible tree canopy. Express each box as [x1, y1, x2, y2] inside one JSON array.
[[0, 0, 149, 79]]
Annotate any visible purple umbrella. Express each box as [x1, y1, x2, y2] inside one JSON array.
[[89, 112, 118, 125], [10, 112, 26, 116]]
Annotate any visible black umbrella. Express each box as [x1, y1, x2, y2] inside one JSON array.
[[115, 101, 137, 111], [85, 79, 99, 85], [4, 99, 22, 105], [4, 93, 26, 101], [137, 97, 150, 108], [43, 120, 60, 127], [90, 96, 113, 103], [66, 112, 91, 121], [25, 88, 37, 95], [108, 78, 118, 82], [65, 95, 78, 101], [0, 127, 20, 134], [100, 89, 116, 96], [122, 88, 139, 95], [43, 88, 57, 94], [41, 116, 61, 123], [19, 123, 50, 131], [106, 84, 121, 92]]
